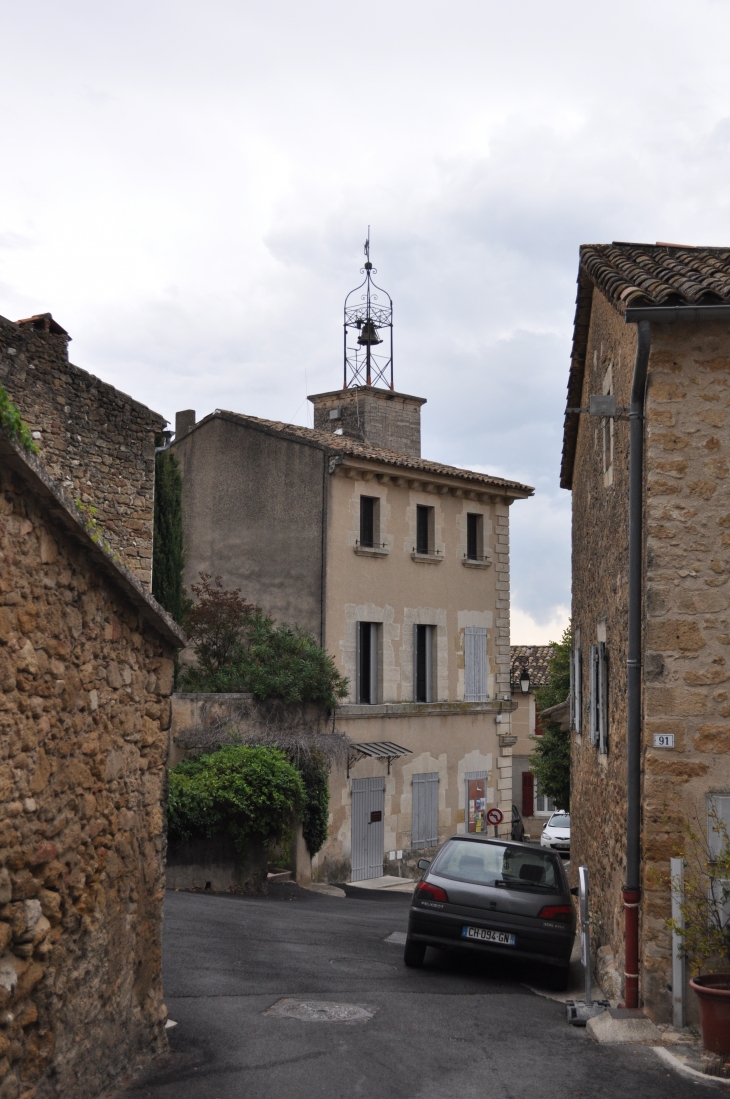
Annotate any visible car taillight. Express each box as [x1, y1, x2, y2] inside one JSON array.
[[538, 905, 573, 923], [416, 881, 449, 903]]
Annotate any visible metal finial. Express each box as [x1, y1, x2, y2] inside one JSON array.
[[343, 231, 393, 390]]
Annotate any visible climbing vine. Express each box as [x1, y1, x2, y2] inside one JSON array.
[[0, 383, 38, 453]]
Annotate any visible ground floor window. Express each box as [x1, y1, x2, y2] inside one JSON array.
[[534, 788, 556, 815]]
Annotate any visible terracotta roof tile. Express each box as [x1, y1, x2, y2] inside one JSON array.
[[580, 242, 730, 308], [213, 410, 534, 496], [510, 645, 554, 687]]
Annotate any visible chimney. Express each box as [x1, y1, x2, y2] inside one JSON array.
[[308, 386, 426, 457], [175, 410, 196, 439]]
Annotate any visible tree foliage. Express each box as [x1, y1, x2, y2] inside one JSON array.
[[530, 624, 571, 810], [167, 745, 305, 856], [152, 449, 186, 622], [178, 574, 349, 710]]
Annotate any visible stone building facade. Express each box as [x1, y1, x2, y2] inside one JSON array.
[[0, 431, 184, 1098], [171, 388, 532, 883], [0, 313, 165, 590], [562, 243, 730, 1020]]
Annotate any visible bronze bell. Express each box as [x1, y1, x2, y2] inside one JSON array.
[[357, 319, 382, 346]]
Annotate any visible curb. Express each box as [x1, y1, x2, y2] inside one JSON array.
[[653, 1046, 730, 1088]]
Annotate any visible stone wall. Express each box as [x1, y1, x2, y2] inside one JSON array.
[[570, 288, 730, 1020], [0, 313, 165, 590], [0, 439, 182, 1098]]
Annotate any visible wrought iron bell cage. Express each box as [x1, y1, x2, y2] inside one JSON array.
[[343, 231, 393, 390]]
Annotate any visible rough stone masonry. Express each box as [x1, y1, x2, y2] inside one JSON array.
[[0, 433, 184, 1099], [0, 314, 165, 591]]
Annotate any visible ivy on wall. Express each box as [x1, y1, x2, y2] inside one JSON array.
[[152, 448, 185, 622], [0, 383, 38, 452]]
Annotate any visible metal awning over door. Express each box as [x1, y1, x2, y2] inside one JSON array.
[[348, 741, 411, 775]]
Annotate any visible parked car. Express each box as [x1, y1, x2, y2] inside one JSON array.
[[540, 811, 570, 855], [404, 835, 575, 989], [511, 804, 525, 842]]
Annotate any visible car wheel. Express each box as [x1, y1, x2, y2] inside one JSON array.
[[546, 965, 570, 992], [403, 938, 426, 967]]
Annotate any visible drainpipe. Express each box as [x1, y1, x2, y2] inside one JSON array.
[[623, 317, 651, 1009]]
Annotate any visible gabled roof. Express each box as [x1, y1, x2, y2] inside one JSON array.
[[510, 645, 553, 688], [581, 243, 730, 308], [0, 431, 186, 649], [560, 242, 730, 489], [193, 410, 534, 497]]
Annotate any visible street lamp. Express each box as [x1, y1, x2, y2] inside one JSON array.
[[519, 667, 530, 694]]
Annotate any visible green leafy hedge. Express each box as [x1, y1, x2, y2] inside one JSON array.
[[167, 745, 305, 856]]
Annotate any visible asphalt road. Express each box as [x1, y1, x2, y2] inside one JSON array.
[[117, 883, 698, 1099]]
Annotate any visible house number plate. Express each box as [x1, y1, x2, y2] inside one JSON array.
[[653, 734, 675, 748]]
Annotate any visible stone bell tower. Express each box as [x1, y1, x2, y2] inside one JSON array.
[[307, 232, 426, 458]]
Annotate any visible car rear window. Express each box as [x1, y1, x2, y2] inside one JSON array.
[[431, 840, 562, 892]]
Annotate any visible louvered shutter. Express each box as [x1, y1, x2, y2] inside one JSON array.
[[709, 795, 730, 859], [574, 647, 582, 735], [412, 772, 439, 849], [598, 642, 608, 755], [589, 644, 599, 746], [464, 627, 488, 702]]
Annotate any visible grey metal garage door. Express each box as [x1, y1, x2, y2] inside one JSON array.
[[351, 776, 385, 882]]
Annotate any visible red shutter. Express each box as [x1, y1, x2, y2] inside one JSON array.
[[522, 772, 535, 818]]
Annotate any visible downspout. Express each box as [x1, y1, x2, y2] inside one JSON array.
[[624, 318, 651, 1009]]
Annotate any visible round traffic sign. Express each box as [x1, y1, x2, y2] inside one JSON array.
[[486, 807, 503, 826]]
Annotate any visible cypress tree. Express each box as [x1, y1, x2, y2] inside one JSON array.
[[152, 450, 185, 622]]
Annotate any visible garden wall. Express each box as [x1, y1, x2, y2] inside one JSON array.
[[0, 434, 184, 1098]]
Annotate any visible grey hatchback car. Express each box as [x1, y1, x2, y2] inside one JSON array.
[[404, 835, 575, 989]]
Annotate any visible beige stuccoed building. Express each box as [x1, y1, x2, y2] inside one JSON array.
[[172, 383, 532, 882], [170, 247, 533, 882]]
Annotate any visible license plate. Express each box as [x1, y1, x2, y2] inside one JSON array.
[[462, 926, 516, 945]]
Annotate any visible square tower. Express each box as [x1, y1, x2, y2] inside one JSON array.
[[308, 386, 426, 457]]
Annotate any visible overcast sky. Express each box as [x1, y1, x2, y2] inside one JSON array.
[[3, 1, 730, 643]]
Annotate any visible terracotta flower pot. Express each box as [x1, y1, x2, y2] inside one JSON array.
[[690, 974, 730, 1055]]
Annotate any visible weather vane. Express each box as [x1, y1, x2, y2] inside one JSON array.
[[343, 227, 393, 390]]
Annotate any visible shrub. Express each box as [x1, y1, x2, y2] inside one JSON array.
[[666, 808, 730, 974], [298, 752, 330, 856], [178, 574, 348, 709], [167, 745, 305, 856]]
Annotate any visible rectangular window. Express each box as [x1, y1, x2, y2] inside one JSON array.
[[464, 625, 488, 702], [359, 496, 378, 548], [709, 794, 730, 859], [414, 624, 436, 702], [466, 513, 483, 560], [416, 505, 433, 554], [535, 783, 556, 815], [356, 622, 379, 704], [412, 772, 439, 849], [589, 642, 608, 753]]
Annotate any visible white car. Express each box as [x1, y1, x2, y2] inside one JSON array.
[[540, 811, 570, 854]]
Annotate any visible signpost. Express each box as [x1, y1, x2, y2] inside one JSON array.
[[566, 866, 610, 1026], [486, 807, 503, 837]]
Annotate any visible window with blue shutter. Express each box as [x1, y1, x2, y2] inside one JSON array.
[[464, 626, 488, 702], [412, 772, 439, 848]]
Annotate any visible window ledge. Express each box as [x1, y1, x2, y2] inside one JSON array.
[[410, 551, 443, 564], [462, 557, 492, 569], [354, 544, 390, 557]]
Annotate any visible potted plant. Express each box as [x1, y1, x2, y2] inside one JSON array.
[[668, 808, 730, 1054]]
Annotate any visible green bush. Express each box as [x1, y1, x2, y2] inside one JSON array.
[[178, 574, 348, 709], [298, 753, 330, 856], [167, 745, 305, 856]]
